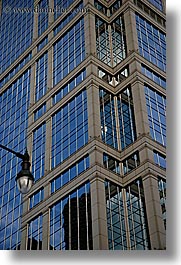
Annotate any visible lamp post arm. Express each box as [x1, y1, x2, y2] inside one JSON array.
[[0, 144, 25, 160]]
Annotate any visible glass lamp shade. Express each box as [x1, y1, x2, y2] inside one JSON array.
[[16, 175, 34, 194]]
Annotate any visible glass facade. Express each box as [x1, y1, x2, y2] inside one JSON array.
[[52, 90, 88, 168], [52, 68, 86, 105], [100, 87, 136, 150], [34, 103, 46, 121], [158, 178, 166, 229], [27, 215, 43, 250], [147, 0, 163, 11], [0, 53, 32, 89], [35, 52, 48, 102], [29, 188, 44, 210], [96, 16, 127, 67], [0, 69, 31, 250], [154, 151, 166, 169], [38, 0, 49, 37], [49, 182, 93, 250], [53, 18, 85, 87], [105, 179, 150, 250], [37, 36, 48, 52], [51, 155, 90, 193], [54, 0, 74, 20], [136, 14, 166, 72], [32, 123, 46, 182], [145, 85, 166, 146], [141, 64, 166, 89], [123, 152, 140, 175], [0, 0, 34, 74]]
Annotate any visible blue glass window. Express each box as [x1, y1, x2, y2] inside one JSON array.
[[147, 0, 163, 11], [37, 36, 48, 52], [141, 64, 166, 89], [136, 14, 166, 72], [49, 182, 93, 250], [51, 155, 89, 193], [35, 52, 48, 102], [53, 18, 85, 87], [34, 103, 46, 121], [0, 0, 34, 74], [154, 151, 166, 169], [27, 215, 43, 250], [53, 69, 86, 105], [32, 123, 46, 181], [29, 188, 44, 209], [0, 69, 31, 250], [52, 90, 88, 168], [38, 0, 48, 37], [145, 85, 166, 146]]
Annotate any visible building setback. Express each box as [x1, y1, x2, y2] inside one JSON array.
[[0, 0, 166, 250]]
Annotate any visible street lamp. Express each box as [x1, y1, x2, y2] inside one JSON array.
[[0, 144, 34, 194]]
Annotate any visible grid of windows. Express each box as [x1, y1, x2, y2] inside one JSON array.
[[52, 68, 86, 105], [136, 14, 166, 72], [53, 18, 85, 87], [52, 90, 88, 168], [95, 16, 127, 67], [154, 151, 166, 169], [51, 155, 90, 193], [0, 69, 31, 250], [145, 85, 166, 146], [147, 0, 163, 11], [123, 152, 140, 175], [0, 0, 34, 74], [32, 123, 46, 182], [29, 188, 44, 210], [0, 53, 32, 89], [34, 103, 46, 121], [54, 0, 74, 20], [100, 87, 136, 151], [54, 1, 84, 36], [105, 179, 150, 250], [27, 215, 43, 250], [49, 182, 93, 250], [158, 178, 166, 229], [38, 0, 49, 37], [103, 153, 120, 174], [37, 36, 48, 52], [35, 52, 48, 102], [141, 64, 166, 89], [94, 1, 123, 17]]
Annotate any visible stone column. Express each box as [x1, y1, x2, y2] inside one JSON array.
[[142, 175, 166, 250], [48, 0, 54, 26], [132, 80, 150, 138], [20, 225, 28, 250], [90, 176, 108, 250], [42, 210, 49, 250], [124, 7, 139, 54], [84, 5, 96, 57]]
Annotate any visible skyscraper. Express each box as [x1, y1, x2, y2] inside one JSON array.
[[0, 0, 166, 250]]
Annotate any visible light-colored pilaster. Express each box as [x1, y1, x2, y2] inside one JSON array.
[[142, 175, 166, 250], [90, 176, 108, 250], [20, 225, 28, 250], [42, 210, 49, 250]]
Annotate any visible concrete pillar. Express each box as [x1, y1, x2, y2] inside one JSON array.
[[42, 210, 49, 250], [48, 0, 54, 26], [84, 7, 97, 57], [90, 176, 108, 250], [142, 175, 166, 250], [132, 80, 150, 137], [33, 11, 38, 41], [162, 0, 166, 14], [47, 47, 53, 90], [20, 225, 28, 250], [29, 64, 36, 107], [124, 7, 139, 53], [87, 84, 101, 139]]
